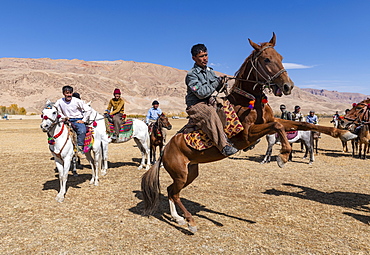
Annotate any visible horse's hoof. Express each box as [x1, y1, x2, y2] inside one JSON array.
[[138, 165, 143, 170], [55, 196, 64, 203], [145, 165, 150, 170], [276, 156, 285, 168], [101, 170, 107, 176], [94, 182, 99, 186], [73, 171, 78, 177], [188, 224, 198, 233], [89, 180, 94, 185], [176, 218, 186, 226]]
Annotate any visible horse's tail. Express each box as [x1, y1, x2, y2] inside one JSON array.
[[141, 156, 162, 215]]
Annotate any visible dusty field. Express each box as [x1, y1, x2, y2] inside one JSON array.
[[0, 118, 369, 254]]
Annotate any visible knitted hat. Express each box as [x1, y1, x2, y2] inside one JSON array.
[[113, 88, 121, 95]]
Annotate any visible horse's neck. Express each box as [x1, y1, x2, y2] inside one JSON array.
[[49, 123, 70, 149]]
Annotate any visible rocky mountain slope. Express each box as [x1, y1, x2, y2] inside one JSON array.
[[0, 58, 368, 116]]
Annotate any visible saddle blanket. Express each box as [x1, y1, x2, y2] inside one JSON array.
[[105, 119, 134, 142], [183, 99, 244, 151], [83, 127, 94, 153], [275, 130, 298, 140]]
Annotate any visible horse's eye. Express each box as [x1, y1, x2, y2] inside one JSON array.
[[52, 111, 57, 115], [264, 58, 270, 63]]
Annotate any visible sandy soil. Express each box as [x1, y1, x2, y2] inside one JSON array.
[[0, 118, 369, 254]]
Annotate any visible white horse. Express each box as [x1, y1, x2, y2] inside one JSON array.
[[40, 100, 109, 202], [261, 130, 314, 165], [109, 118, 151, 170], [84, 106, 109, 185], [40, 101, 76, 202]]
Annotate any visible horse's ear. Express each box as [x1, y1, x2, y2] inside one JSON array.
[[269, 32, 276, 47], [87, 101, 92, 106], [46, 99, 51, 105], [248, 38, 261, 51]]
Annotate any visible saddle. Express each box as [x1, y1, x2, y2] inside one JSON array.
[[275, 130, 299, 140], [105, 118, 134, 142], [148, 123, 162, 137], [67, 123, 94, 154], [181, 98, 244, 151]]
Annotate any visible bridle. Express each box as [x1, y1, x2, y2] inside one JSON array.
[[346, 103, 370, 125], [41, 107, 70, 160], [229, 45, 287, 100]]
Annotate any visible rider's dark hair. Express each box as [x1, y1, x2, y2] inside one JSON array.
[[62, 86, 73, 93], [191, 44, 207, 56]]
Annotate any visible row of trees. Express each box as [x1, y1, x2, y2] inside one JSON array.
[[0, 104, 27, 115]]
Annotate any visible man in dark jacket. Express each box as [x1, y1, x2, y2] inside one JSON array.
[[185, 43, 238, 156]]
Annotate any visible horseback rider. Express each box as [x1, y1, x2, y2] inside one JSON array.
[[146, 100, 162, 125], [306, 110, 319, 124], [185, 43, 238, 156], [280, 104, 292, 120], [54, 85, 92, 152], [291, 105, 303, 121], [105, 88, 125, 140], [146, 100, 167, 143]]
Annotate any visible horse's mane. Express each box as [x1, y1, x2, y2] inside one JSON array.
[[358, 98, 370, 105]]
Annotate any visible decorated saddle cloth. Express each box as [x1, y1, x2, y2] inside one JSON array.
[[83, 127, 94, 153], [105, 118, 134, 142], [275, 130, 298, 140], [183, 99, 244, 150]]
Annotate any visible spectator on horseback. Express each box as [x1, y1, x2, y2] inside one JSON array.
[[280, 104, 292, 120], [292, 105, 303, 121], [306, 110, 319, 124], [185, 43, 238, 156], [146, 100, 162, 125], [105, 88, 125, 140], [54, 85, 92, 152]]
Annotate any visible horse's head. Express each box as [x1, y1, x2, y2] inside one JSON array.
[[158, 113, 172, 130], [40, 102, 60, 132], [344, 98, 370, 123], [233, 33, 294, 98]]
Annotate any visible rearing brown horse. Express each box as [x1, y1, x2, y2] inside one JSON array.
[[141, 33, 357, 233]]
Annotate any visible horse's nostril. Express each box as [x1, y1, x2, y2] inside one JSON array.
[[283, 84, 290, 93]]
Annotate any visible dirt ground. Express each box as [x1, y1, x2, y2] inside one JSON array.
[[0, 118, 369, 254]]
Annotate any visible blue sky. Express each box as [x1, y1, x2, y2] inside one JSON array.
[[1, 0, 370, 95]]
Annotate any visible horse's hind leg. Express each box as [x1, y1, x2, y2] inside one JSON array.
[[101, 142, 109, 176], [83, 151, 98, 186], [134, 137, 150, 170], [167, 163, 199, 233]]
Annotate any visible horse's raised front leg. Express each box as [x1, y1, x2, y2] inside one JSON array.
[[275, 119, 357, 141], [247, 122, 291, 168]]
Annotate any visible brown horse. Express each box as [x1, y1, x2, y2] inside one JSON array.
[[345, 98, 370, 158], [141, 33, 357, 233], [149, 113, 172, 164]]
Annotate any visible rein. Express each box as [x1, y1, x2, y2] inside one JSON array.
[[48, 123, 70, 160]]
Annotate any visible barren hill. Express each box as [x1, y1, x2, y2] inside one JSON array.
[[0, 58, 368, 116]]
